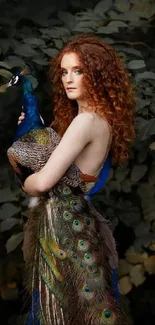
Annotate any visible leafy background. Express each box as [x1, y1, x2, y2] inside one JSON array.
[[0, 0, 155, 324]]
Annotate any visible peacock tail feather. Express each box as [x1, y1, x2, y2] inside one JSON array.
[[22, 180, 131, 325]]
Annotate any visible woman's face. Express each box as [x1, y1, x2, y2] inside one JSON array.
[[61, 52, 84, 100]]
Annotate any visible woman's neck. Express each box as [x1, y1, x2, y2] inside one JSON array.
[[77, 99, 88, 114]]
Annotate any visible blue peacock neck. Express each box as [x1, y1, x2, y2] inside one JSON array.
[[14, 75, 44, 142]]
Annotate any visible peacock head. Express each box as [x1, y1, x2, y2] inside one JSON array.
[[8, 65, 32, 87], [8, 73, 21, 87], [0, 65, 33, 93]]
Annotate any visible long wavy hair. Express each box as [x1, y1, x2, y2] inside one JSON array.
[[49, 34, 135, 165]]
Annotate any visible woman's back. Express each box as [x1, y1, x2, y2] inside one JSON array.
[[74, 112, 112, 176]]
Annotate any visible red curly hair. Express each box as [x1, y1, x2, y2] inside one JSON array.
[[49, 34, 135, 165]]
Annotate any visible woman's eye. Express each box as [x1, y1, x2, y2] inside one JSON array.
[[75, 69, 82, 75], [61, 71, 66, 76]]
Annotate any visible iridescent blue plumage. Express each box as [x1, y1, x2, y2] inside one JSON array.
[[14, 73, 44, 142]]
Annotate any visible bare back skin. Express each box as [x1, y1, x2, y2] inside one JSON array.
[[74, 112, 112, 176]]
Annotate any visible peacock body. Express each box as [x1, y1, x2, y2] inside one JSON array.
[[4, 69, 132, 325]]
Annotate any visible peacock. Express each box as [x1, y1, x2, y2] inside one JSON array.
[[0, 67, 132, 325]]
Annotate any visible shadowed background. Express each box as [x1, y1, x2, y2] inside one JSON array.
[[0, 0, 155, 324]]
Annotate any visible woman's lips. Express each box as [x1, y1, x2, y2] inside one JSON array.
[[66, 88, 76, 91]]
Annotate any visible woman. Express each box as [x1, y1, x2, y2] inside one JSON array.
[[17, 34, 135, 325]]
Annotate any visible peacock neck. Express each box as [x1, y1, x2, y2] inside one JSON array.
[[14, 76, 44, 142]]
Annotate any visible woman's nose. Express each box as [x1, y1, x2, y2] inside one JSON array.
[[66, 73, 73, 83]]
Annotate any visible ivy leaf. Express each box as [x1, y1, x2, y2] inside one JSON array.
[[137, 148, 148, 163], [103, 38, 115, 44], [0, 218, 19, 232], [0, 39, 10, 55], [6, 232, 24, 253], [0, 69, 13, 79], [76, 10, 103, 21], [149, 142, 155, 150], [136, 117, 155, 141], [108, 180, 121, 192], [0, 61, 11, 69], [121, 179, 133, 193], [108, 20, 128, 28], [131, 165, 148, 182], [54, 39, 63, 49], [134, 221, 150, 238], [136, 71, 155, 81], [137, 183, 155, 199], [114, 0, 130, 12], [32, 58, 48, 66], [94, 0, 113, 13], [97, 26, 119, 34], [141, 198, 155, 222], [136, 98, 150, 112], [40, 27, 70, 38], [115, 167, 129, 182], [14, 44, 38, 57], [57, 11, 75, 29], [73, 27, 94, 32], [27, 75, 38, 89], [41, 48, 58, 57], [73, 20, 98, 29], [5, 55, 25, 68], [23, 38, 45, 47], [128, 60, 145, 69], [114, 46, 142, 58], [118, 11, 141, 22]]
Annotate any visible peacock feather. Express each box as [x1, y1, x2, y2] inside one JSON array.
[[4, 68, 132, 325]]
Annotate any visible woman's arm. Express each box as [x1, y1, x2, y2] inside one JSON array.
[[23, 113, 94, 196]]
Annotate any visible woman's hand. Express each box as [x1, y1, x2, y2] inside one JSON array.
[[18, 112, 25, 125], [17, 112, 44, 125]]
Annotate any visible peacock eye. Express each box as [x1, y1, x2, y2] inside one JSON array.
[[85, 217, 94, 227], [101, 309, 115, 325], [82, 284, 94, 300], [63, 210, 72, 221], [78, 239, 89, 251], [72, 219, 84, 232], [70, 199, 84, 212], [84, 253, 95, 266], [104, 310, 111, 318], [63, 186, 71, 195], [53, 198, 60, 206], [84, 285, 89, 292]]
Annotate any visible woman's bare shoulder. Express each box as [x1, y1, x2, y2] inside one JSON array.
[[82, 112, 111, 135], [73, 112, 111, 138]]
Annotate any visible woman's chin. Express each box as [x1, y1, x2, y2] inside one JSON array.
[[67, 94, 78, 100]]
